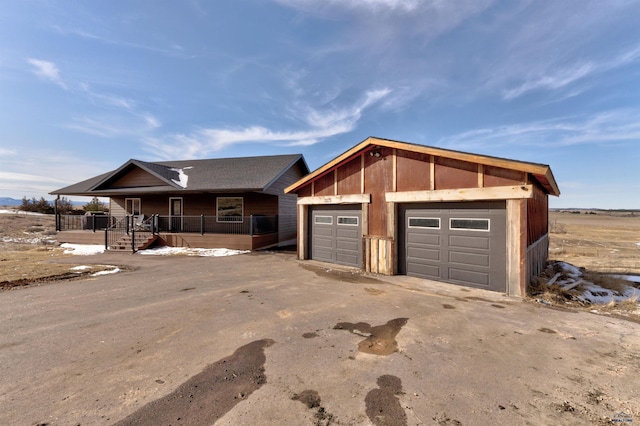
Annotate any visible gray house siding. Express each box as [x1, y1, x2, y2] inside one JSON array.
[[265, 163, 306, 246]]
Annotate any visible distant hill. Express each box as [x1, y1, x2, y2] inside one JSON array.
[[0, 197, 86, 207], [0, 197, 22, 206]]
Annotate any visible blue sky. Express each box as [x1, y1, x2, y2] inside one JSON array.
[[1, 0, 639, 208]]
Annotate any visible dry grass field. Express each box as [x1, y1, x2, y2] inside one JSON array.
[[549, 210, 640, 275], [0, 211, 111, 288], [2, 208, 639, 296]]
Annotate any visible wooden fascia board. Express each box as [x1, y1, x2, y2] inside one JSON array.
[[385, 185, 534, 203], [284, 135, 560, 196], [284, 138, 375, 193], [297, 194, 371, 205]]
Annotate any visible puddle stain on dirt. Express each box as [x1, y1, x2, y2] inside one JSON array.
[[334, 318, 408, 356], [113, 339, 274, 426], [300, 263, 383, 284], [292, 389, 335, 425], [302, 332, 319, 339], [442, 304, 456, 309], [365, 375, 408, 426], [538, 328, 557, 334]]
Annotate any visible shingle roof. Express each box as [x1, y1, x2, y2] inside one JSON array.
[[51, 154, 308, 196]]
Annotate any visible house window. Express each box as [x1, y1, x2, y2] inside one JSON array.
[[217, 197, 243, 222], [337, 216, 358, 226], [449, 218, 490, 231], [125, 198, 141, 216], [408, 217, 440, 229]]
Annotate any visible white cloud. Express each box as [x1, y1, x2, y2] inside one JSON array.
[[144, 88, 391, 159], [438, 109, 640, 150], [65, 112, 161, 138], [27, 58, 67, 89]]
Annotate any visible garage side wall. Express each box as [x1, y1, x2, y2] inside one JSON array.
[[526, 181, 550, 289]]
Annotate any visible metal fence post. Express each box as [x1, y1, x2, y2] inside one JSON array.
[[250, 215, 254, 236], [200, 214, 204, 235], [131, 228, 136, 253]]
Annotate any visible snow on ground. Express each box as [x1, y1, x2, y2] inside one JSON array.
[[137, 246, 249, 257], [553, 261, 640, 305], [0, 209, 46, 216], [2, 236, 56, 245], [60, 243, 105, 255], [70, 265, 91, 271], [91, 267, 121, 277], [70, 264, 120, 276]]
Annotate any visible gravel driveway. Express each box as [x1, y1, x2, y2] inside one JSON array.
[[0, 251, 638, 425]]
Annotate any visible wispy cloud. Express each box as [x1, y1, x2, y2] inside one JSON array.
[[439, 109, 640, 150], [65, 112, 161, 138], [502, 45, 640, 100], [79, 83, 135, 109], [26, 58, 67, 89], [144, 88, 391, 159]]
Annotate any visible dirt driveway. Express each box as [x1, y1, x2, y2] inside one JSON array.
[[0, 251, 638, 425]]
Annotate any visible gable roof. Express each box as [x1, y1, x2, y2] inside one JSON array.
[[285, 136, 560, 196], [51, 154, 309, 196]]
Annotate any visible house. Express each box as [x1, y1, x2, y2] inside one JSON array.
[[285, 137, 560, 297], [51, 154, 309, 251]]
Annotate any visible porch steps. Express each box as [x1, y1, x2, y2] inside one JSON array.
[[109, 232, 158, 252]]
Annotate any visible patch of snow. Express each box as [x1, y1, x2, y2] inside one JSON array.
[[2, 236, 56, 245], [0, 209, 47, 216], [578, 283, 640, 305], [91, 267, 121, 277], [137, 246, 249, 257], [616, 275, 640, 284], [70, 265, 91, 271], [61, 243, 105, 255], [170, 167, 191, 188]]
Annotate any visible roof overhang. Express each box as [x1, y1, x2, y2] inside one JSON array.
[[285, 136, 560, 196]]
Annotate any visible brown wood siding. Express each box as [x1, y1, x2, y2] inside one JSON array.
[[434, 157, 478, 190], [337, 157, 361, 195], [297, 184, 312, 197], [526, 180, 549, 246], [484, 166, 526, 187], [364, 147, 393, 236], [314, 172, 335, 196], [110, 193, 277, 217], [396, 150, 430, 192], [109, 167, 166, 188]]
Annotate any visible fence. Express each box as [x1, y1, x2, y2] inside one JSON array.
[[57, 214, 278, 236]]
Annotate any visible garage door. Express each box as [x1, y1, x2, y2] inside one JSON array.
[[310, 205, 362, 268], [398, 201, 506, 292]]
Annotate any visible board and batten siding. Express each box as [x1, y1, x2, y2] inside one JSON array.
[[291, 139, 556, 297]]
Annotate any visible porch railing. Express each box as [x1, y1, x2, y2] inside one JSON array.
[[57, 214, 278, 236]]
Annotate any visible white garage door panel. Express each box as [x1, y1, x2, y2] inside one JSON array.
[[410, 263, 441, 278]]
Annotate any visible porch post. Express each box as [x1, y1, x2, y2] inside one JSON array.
[[92, 215, 96, 233], [249, 215, 254, 236], [200, 214, 204, 235]]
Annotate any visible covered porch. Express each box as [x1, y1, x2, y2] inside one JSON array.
[[56, 214, 279, 251]]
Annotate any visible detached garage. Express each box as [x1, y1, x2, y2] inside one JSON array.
[[285, 137, 560, 297]]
